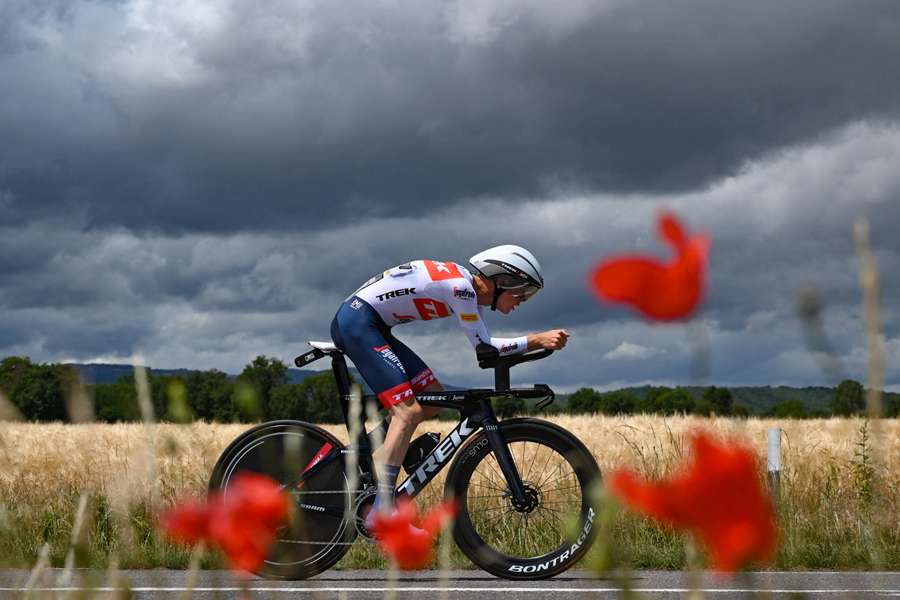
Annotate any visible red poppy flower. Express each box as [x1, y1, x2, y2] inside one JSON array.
[[608, 431, 777, 572], [370, 498, 456, 570], [159, 499, 211, 545], [591, 212, 710, 320], [160, 472, 290, 572]]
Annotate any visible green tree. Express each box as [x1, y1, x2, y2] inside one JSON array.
[[566, 388, 601, 414], [832, 379, 865, 416], [768, 399, 808, 419], [885, 393, 900, 418], [238, 356, 289, 420], [269, 383, 308, 420], [11, 363, 73, 422], [149, 373, 179, 420], [635, 387, 673, 414], [295, 372, 344, 424], [657, 389, 695, 415], [731, 404, 752, 418], [268, 372, 345, 423], [1, 356, 34, 396], [494, 394, 526, 418], [701, 386, 733, 415], [93, 377, 140, 422], [693, 397, 714, 416], [596, 391, 637, 415], [185, 369, 235, 422]]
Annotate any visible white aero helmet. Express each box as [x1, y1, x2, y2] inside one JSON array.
[[469, 244, 544, 310]]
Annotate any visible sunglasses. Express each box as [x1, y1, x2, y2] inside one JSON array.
[[508, 286, 539, 300], [494, 275, 540, 300]]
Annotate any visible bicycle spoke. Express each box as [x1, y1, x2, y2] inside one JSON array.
[[467, 480, 508, 494], [523, 441, 541, 482]]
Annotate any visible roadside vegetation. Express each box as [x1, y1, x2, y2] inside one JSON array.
[[1, 415, 898, 571]]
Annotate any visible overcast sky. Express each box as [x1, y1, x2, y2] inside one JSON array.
[[2, 0, 898, 392]]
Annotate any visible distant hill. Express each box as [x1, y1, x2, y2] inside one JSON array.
[[69, 363, 331, 386], [619, 385, 837, 414]]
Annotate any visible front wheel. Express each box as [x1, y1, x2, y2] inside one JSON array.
[[444, 418, 601, 580]]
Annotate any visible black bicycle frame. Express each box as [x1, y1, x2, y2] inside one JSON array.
[[294, 345, 554, 507]]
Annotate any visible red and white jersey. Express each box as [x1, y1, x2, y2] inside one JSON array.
[[349, 260, 528, 357]]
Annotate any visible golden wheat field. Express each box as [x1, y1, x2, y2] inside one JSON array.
[[2, 416, 899, 505], [1, 415, 899, 569]]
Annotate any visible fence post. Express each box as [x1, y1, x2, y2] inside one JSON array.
[[767, 426, 782, 500]]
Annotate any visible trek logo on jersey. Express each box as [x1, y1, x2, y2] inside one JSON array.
[[460, 313, 479, 322], [373, 345, 406, 373], [376, 287, 416, 301], [500, 342, 518, 352], [453, 287, 476, 300], [424, 260, 463, 281]]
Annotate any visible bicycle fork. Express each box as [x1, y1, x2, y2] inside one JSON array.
[[482, 414, 531, 508]]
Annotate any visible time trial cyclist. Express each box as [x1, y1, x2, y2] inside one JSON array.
[[329, 245, 570, 530]]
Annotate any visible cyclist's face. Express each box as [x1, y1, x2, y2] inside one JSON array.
[[495, 290, 522, 314]]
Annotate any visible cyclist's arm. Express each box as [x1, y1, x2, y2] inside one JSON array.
[[526, 329, 571, 351], [439, 280, 527, 357]]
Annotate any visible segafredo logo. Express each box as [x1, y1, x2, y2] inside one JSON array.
[[453, 286, 476, 299], [507, 507, 595, 573], [397, 418, 475, 495], [373, 344, 406, 373]]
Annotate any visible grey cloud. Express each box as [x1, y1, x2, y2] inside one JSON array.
[[3, 0, 900, 233]]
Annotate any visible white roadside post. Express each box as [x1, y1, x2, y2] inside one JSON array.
[[767, 426, 782, 501]]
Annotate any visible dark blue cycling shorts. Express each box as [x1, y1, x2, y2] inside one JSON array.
[[330, 296, 438, 409]]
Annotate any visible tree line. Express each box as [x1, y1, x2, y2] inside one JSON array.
[[1, 355, 897, 423], [0, 355, 346, 424], [561, 379, 900, 418]]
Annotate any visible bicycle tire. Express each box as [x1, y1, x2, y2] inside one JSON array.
[[208, 420, 357, 579], [444, 418, 601, 580]]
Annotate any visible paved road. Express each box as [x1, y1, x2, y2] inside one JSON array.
[[2, 568, 899, 598]]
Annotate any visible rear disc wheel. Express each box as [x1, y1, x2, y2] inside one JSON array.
[[208, 420, 356, 579]]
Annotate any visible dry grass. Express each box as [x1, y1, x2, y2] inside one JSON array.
[[1, 415, 899, 570], [3, 416, 899, 504]]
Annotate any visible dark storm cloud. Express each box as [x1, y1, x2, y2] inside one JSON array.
[[2, 1, 899, 390], [2, 0, 900, 233]]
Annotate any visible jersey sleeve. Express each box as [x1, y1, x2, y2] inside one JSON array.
[[439, 278, 528, 357]]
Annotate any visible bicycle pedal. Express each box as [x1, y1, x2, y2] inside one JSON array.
[[402, 432, 440, 474]]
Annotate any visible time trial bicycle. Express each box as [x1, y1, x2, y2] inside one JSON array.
[[208, 341, 601, 580]]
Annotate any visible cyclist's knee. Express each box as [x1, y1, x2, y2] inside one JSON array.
[[391, 399, 426, 429], [420, 380, 443, 392]]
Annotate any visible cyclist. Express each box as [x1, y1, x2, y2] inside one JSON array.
[[329, 245, 570, 528]]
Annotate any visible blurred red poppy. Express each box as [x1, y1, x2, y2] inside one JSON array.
[[370, 498, 456, 570], [591, 212, 710, 320], [159, 499, 211, 545], [608, 431, 777, 572], [160, 472, 289, 572]]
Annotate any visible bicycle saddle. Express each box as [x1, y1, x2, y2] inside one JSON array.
[[308, 340, 340, 353]]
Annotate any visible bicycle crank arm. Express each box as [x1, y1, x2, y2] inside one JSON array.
[[295, 502, 346, 520]]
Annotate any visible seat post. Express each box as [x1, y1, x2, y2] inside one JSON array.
[[331, 352, 376, 481], [331, 353, 355, 431]]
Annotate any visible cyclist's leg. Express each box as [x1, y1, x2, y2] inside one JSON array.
[[331, 298, 427, 467], [372, 331, 442, 466], [386, 331, 443, 420]]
